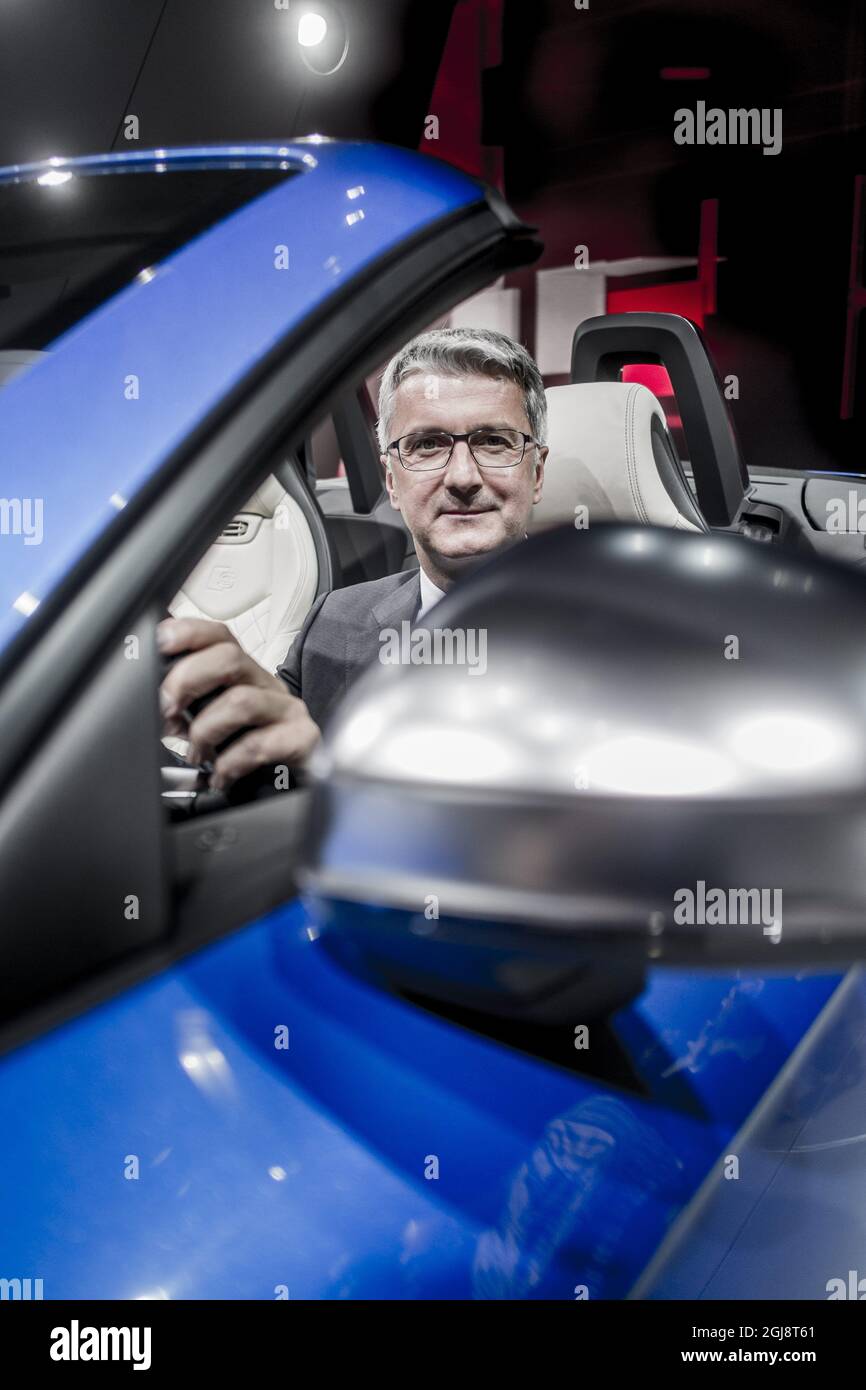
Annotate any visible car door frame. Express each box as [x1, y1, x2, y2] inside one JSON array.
[[0, 189, 540, 1052]]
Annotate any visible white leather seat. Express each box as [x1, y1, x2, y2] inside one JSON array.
[[169, 475, 319, 674], [532, 381, 707, 533]]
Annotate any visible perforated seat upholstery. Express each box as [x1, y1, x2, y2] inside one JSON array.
[[532, 381, 707, 533], [169, 475, 319, 674]]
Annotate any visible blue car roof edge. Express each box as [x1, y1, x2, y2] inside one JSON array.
[[0, 137, 489, 184], [0, 138, 538, 241], [0, 142, 325, 183]]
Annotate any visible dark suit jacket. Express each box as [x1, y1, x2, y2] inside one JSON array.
[[276, 570, 421, 729]]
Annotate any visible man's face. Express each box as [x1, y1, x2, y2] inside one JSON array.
[[383, 372, 546, 582]]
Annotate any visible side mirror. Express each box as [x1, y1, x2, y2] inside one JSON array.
[[299, 526, 866, 1018]]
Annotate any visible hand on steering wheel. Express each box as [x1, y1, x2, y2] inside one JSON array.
[[158, 618, 320, 798]]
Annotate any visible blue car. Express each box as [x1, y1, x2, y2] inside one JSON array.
[[0, 139, 862, 1302]]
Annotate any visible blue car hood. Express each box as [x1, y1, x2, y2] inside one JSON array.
[[0, 897, 840, 1299]]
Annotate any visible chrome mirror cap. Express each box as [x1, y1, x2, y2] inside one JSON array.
[[300, 525, 866, 965]]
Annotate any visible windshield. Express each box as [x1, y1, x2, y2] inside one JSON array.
[[0, 162, 295, 351]]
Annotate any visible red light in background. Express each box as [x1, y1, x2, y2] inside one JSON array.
[[621, 366, 684, 445], [621, 364, 675, 396], [607, 280, 705, 326]]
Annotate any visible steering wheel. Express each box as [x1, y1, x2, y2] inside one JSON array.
[[160, 655, 291, 812]]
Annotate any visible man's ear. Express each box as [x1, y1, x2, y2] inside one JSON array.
[[383, 456, 402, 511], [533, 446, 548, 503]]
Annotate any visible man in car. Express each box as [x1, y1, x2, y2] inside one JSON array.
[[158, 326, 548, 789]]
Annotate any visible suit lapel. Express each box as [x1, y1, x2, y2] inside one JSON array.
[[342, 571, 421, 692], [371, 571, 421, 632]]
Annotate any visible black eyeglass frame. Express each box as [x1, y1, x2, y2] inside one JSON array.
[[386, 429, 541, 471]]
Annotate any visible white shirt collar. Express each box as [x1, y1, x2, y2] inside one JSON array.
[[415, 534, 529, 620], [417, 566, 447, 620]]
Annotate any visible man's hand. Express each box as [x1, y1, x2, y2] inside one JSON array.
[[157, 617, 320, 790]]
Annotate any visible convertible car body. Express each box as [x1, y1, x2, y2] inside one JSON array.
[[0, 141, 862, 1300]]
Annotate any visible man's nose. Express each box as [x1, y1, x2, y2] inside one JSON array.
[[442, 439, 483, 489]]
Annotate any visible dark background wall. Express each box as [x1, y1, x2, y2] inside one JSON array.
[[0, 0, 864, 473], [488, 0, 866, 474], [0, 0, 455, 159]]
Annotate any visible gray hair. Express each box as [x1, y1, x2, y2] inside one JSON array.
[[376, 326, 547, 454]]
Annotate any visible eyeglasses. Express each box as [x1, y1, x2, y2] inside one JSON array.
[[387, 428, 539, 471]]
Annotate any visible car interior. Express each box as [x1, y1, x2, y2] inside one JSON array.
[[162, 370, 708, 759], [0, 307, 836, 828], [7, 308, 866, 836], [158, 304, 866, 804]]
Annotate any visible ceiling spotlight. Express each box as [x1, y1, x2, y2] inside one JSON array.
[[298, 12, 328, 47], [296, 5, 348, 75]]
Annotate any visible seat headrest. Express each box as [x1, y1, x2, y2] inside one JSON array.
[[532, 382, 707, 533]]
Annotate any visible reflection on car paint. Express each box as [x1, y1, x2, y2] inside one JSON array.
[[474, 1095, 687, 1299]]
